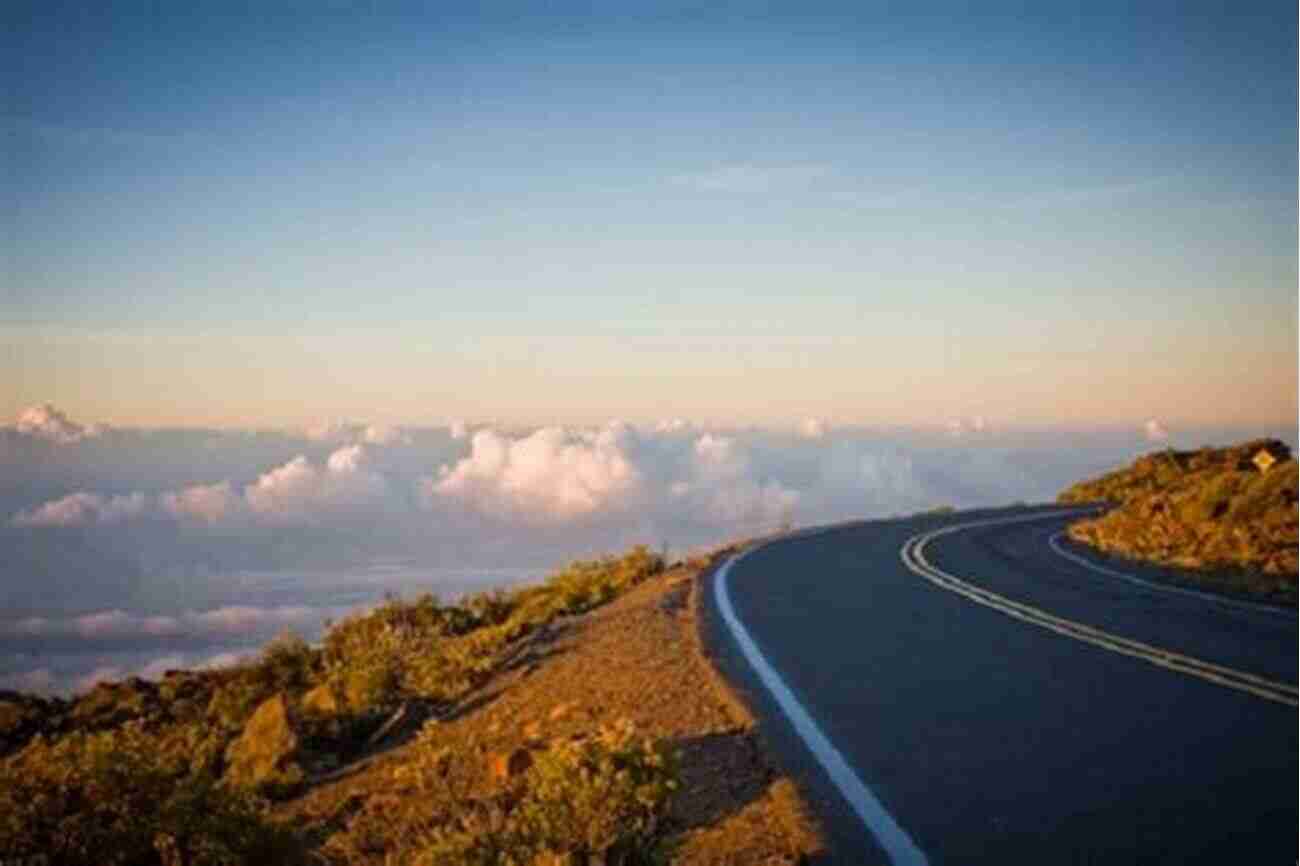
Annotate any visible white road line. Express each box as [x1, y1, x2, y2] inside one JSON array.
[[901, 512, 1297, 708], [1047, 532, 1297, 618], [714, 548, 930, 866]]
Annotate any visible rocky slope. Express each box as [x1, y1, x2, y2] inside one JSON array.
[[0, 545, 824, 865], [1059, 439, 1297, 600]]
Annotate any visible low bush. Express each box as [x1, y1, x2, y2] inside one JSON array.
[[1060, 440, 1298, 594], [0, 721, 303, 866], [324, 719, 677, 865], [0, 544, 671, 864], [208, 631, 321, 731]]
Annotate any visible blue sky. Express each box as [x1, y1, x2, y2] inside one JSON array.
[[5, 1, 1296, 428]]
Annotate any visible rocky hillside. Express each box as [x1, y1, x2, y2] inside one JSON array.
[[0, 544, 822, 865], [1059, 439, 1298, 600]]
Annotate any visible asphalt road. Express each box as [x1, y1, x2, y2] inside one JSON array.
[[702, 505, 1297, 865]]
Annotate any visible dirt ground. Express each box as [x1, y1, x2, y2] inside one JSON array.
[[283, 556, 825, 864]]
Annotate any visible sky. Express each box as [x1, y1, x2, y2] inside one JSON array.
[[1, 3, 1296, 694], [5, 1, 1296, 429]]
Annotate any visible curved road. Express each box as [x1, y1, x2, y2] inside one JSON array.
[[703, 505, 1297, 865]]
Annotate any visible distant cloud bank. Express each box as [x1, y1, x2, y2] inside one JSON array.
[[1, 400, 1290, 695], [15, 404, 102, 444]]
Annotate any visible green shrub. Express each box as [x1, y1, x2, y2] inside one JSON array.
[[207, 630, 322, 731], [508, 720, 678, 860], [317, 546, 665, 713], [325, 720, 677, 865], [545, 545, 664, 617], [0, 721, 303, 865]]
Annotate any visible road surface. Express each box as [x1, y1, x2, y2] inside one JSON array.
[[703, 505, 1297, 865]]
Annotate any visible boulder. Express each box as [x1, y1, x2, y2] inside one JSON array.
[[301, 683, 340, 716], [488, 747, 534, 784], [223, 693, 304, 793]]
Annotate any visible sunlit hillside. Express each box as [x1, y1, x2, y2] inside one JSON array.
[[1060, 440, 1298, 600]]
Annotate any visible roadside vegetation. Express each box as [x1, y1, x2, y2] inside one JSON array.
[[0, 546, 681, 865], [1059, 439, 1297, 601]]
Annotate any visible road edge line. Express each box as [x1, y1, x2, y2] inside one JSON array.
[[1047, 532, 1296, 618], [714, 548, 930, 866]]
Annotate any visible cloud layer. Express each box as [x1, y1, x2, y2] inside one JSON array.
[[6, 401, 1283, 695]]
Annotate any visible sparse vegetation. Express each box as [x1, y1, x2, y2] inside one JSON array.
[[0, 720, 302, 866], [0, 545, 673, 864], [324, 719, 677, 865], [1059, 439, 1297, 600]]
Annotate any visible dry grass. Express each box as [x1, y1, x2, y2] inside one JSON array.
[[282, 552, 825, 864]]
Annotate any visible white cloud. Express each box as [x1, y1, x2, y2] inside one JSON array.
[[304, 420, 409, 446], [161, 481, 240, 525], [4, 604, 326, 642], [187, 604, 320, 636], [304, 419, 362, 442], [197, 651, 252, 671], [11, 491, 147, 527], [135, 654, 188, 680], [362, 423, 409, 445], [946, 416, 989, 438], [693, 434, 745, 479], [704, 478, 800, 525], [73, 666, 126, 693], [429, 425, 643, 523], [653, 418, 693, 435], [14, 403, 101, 444], [681, 433, 800, 525], [244, 446, 385, 523], [797, 418, 829, 439], [72, 610, 135, 638], [1144, 419, 1169, 442]]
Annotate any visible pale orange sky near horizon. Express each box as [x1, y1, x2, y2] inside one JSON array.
[[7, 322, 1297, 432]]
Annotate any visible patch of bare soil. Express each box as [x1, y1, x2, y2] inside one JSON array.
[[281, 558, 824, 863]]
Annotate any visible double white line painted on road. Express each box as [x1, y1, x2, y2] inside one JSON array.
[[714, 549, 931, 866], [902, 512, 1299, 708]]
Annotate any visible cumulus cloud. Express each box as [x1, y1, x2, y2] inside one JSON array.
[[11, 491, 147, 527], [797, 418, 829, 439], [1144, 419, 1169, 442], [676, 433, 800, 526], [14, 403, 101, 444], [245, 445, 386, 522], [160, 481, 240, 525], [429, 425, 643, 523]]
